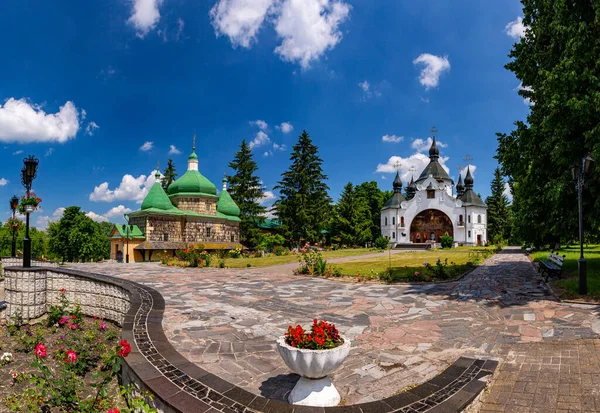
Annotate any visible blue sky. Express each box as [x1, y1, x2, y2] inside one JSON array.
[[0, 0, 528, 228]]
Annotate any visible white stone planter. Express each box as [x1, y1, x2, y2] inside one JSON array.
[[276, 335, 351, 407]]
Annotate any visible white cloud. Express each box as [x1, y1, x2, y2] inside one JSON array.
[[86, 205, 133, 223], [274, 0, 351, 68], [0, 98, 81, 143], [35, 207, 65, 230], [210, 0, 276, 48], [413, 54, 451, 90], [503, 182, 513, 202], [45, 148, 54, 157], [382, 134, 403, 143], [517, 82, 534, 106], [89, 170, 162, 202], [505, 16, 527, 39], [272, 142, 286, 151], [376, 153, 450, 183], [249, 130, 270, 149], [176, 18, 185, 40], [411, 137, 447, 153], [0, 178, 7, 186], [263, 151, 270, 157], [277, 122, 293, 133], [86, 211, 108, 223], [139, 141, 154, 151], [460, 165, 477, 179], [250, 119, 268, 130], [169, 145, 182, 154], [260, 190, 276, 204], [358, 80, 370, 93], [85, 121, 99, 136], [128, 0, 163, 38], [13, 150, 23, 155]]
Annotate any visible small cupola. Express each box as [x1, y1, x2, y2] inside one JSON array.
[[456, 174, 465, 197], [217, 175, 241, 217], [392, 171, 403, 193]]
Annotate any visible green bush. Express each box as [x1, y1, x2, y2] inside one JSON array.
[[374, 236, 389, 250], [440, 234, 453, 249]]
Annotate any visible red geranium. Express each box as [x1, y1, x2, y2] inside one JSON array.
[[35, 343, 47, 358], [118, 340, 131, 358], [108, 409, 121, 413], [284, 319, 342, 350], [65, 350, 77, 363]]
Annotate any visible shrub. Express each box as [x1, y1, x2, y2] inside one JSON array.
[[374, 236, 389, 250], [230, 247, 242, 258], [425, 258, 449, 279], [297, 248, 328, 275], [440, 233, 453, 249], [273, 245, 287, 256]]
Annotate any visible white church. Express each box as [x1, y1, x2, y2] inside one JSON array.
[[381, 133, 487, 246]]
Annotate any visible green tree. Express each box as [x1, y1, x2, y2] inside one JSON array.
[[227, 139, 266, 247], [162, 159, 178, 192], [0, 222, 46, 258], [274, 130, 331, 247], [355, 181, 387, 242], [496, 0, 600, 246], [335, 182, 372, 246], [485, 168, 511, 243]]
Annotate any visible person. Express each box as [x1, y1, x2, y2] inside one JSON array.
[[116, 250, 123, 263]]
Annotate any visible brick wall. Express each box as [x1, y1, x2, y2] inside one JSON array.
[[146, 216, 183, 242], [171, 196, 218, 215]]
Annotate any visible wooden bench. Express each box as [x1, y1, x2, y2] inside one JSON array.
[[538, 252, 565, 282]]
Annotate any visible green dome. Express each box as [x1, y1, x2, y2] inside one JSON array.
[[188, 151, 198, 160], [142, 182, 174, 210], [168, 170, 217, 196], [217, 190, 240, 217]]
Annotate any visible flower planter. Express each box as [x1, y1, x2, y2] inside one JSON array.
[[276, 335, 351, 407]]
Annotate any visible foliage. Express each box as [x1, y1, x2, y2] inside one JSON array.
[[161, 158, 178, 193], [227, 139, 267, 247], [496, 0, 600, 246], [5, 217, 23, 231], [485, 168, 512, 244], [284, 319, 342, 350], [175, 244, 206, 267], [17, 193, 42, 214], [229, 247, 242, 258], [0, 224, 47, 259], [354, 181, 388, 243], [440, 234, 453, 249], [274, 130, 331, 247], [333, 182, 372, 246], [47, 206, 110, 262], [296, 245, 327, 275], [256, 233, 286, 252], [273, 245, 287, 256], [374, 236, 389, 251]]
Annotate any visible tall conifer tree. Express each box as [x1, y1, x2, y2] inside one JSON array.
[[227, 139, 266, 246], [485, 168, 511, 243], [161, 159, 178, 192], [274, 130, 331, 246], [336, 182, 372, 245], [355, 181, 386, 242]]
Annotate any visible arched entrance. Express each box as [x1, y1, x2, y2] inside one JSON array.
[[410, 209, 453, 243]]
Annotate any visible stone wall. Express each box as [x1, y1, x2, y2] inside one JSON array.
[[146, 216, 182, 242], [171, 196, 218, 216], [184, 220, 240, 244], [3, 267, 130, 324], [1, 257, 58, 277]]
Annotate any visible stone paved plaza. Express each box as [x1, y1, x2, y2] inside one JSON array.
[[70, 247, 600, 411]]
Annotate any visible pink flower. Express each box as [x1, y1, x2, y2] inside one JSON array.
[[99, 321, 107, 331], [65, 350, 77, 363], [35, 344, 47, 358], [59, 317, 69, 325]]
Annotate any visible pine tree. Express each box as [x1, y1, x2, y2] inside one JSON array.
[[336, 182, 372, 246], [227, 139, 266, 247], [355, 181, 387, 242], [485, 168, 511, 243], [162, 159, 178, 192], [274, 130, 331, 246]]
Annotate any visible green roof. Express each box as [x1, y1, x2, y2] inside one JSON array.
[[257, 218, 281, 229], [168, 169, 217, 196], [111, 224, 145, 239], [127, 207, 241, 222], [217, 190, 240, 217], [142, 181, 176, 211], [188, 151, 198, 160]]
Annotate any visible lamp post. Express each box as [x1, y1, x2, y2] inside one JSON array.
[[572, 154, 595, 295], [21, 155, 39, 268], [9, 195, 19, 257], [122, 224, 133, 263]]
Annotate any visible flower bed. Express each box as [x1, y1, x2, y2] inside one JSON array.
[[0, 290, 154, 413]]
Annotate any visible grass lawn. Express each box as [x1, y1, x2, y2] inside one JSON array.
[[222, 248, 378, 268], [530, 244, 600, 299], [332, 248, 493, 281]]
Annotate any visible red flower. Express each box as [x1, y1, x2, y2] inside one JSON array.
[[59, 288, 66, 293], [118, 340, 131, 357], [35, 344, 47, 358], [65, 350, 77, 363], [71, 315, 76, 319], [108, 409, 121, 413]]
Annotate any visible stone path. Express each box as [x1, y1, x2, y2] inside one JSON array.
[[69, 247, 600, 409]]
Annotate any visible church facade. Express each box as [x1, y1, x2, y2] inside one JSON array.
[[381, 135, 487, 246], [110, 141, 241, 262]]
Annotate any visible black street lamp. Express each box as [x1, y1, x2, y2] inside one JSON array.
[[21, 155, 39, 268], [9, 195, 19, 257], [122, 224, 133, 263], [572, 154, 595, 295]]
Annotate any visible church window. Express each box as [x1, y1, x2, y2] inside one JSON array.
[[477, 214, 482, 224], [427, 190, 435, 199], [231, 234, 235, 242], [384, 217, 388, 226], [206, 227, 212, 238], [206, 203, 211, 212], [459, 214, 464, 225], [468, 215, 471, 224], [468, 230, 471, 238], [392, 232, 395, 239], [163, 233, 168, 241], [392, 217, 395, 225], [400, 217, 405, 227]]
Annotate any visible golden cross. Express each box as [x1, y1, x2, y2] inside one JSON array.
[[429, 126, 438, 137], [394, 160, 401, 171]]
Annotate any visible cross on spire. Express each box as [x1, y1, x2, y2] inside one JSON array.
[[394, 160, 402, 171], [192, 134, 196, 151], [464, 154, 473, 164], [156, 160, 160, 171], [429, 125, 438, 138]]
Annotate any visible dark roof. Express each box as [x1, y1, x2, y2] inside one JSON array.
[[464, 166, 474, 187], [416, 160, 453, 184], [134, 241, 187, 250], [392, 171, 402, 190], [460, 190, 486, 207], [382, 191, 406, 210]]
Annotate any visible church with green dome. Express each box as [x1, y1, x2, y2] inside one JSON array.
[[111, 141, 241, 262]]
